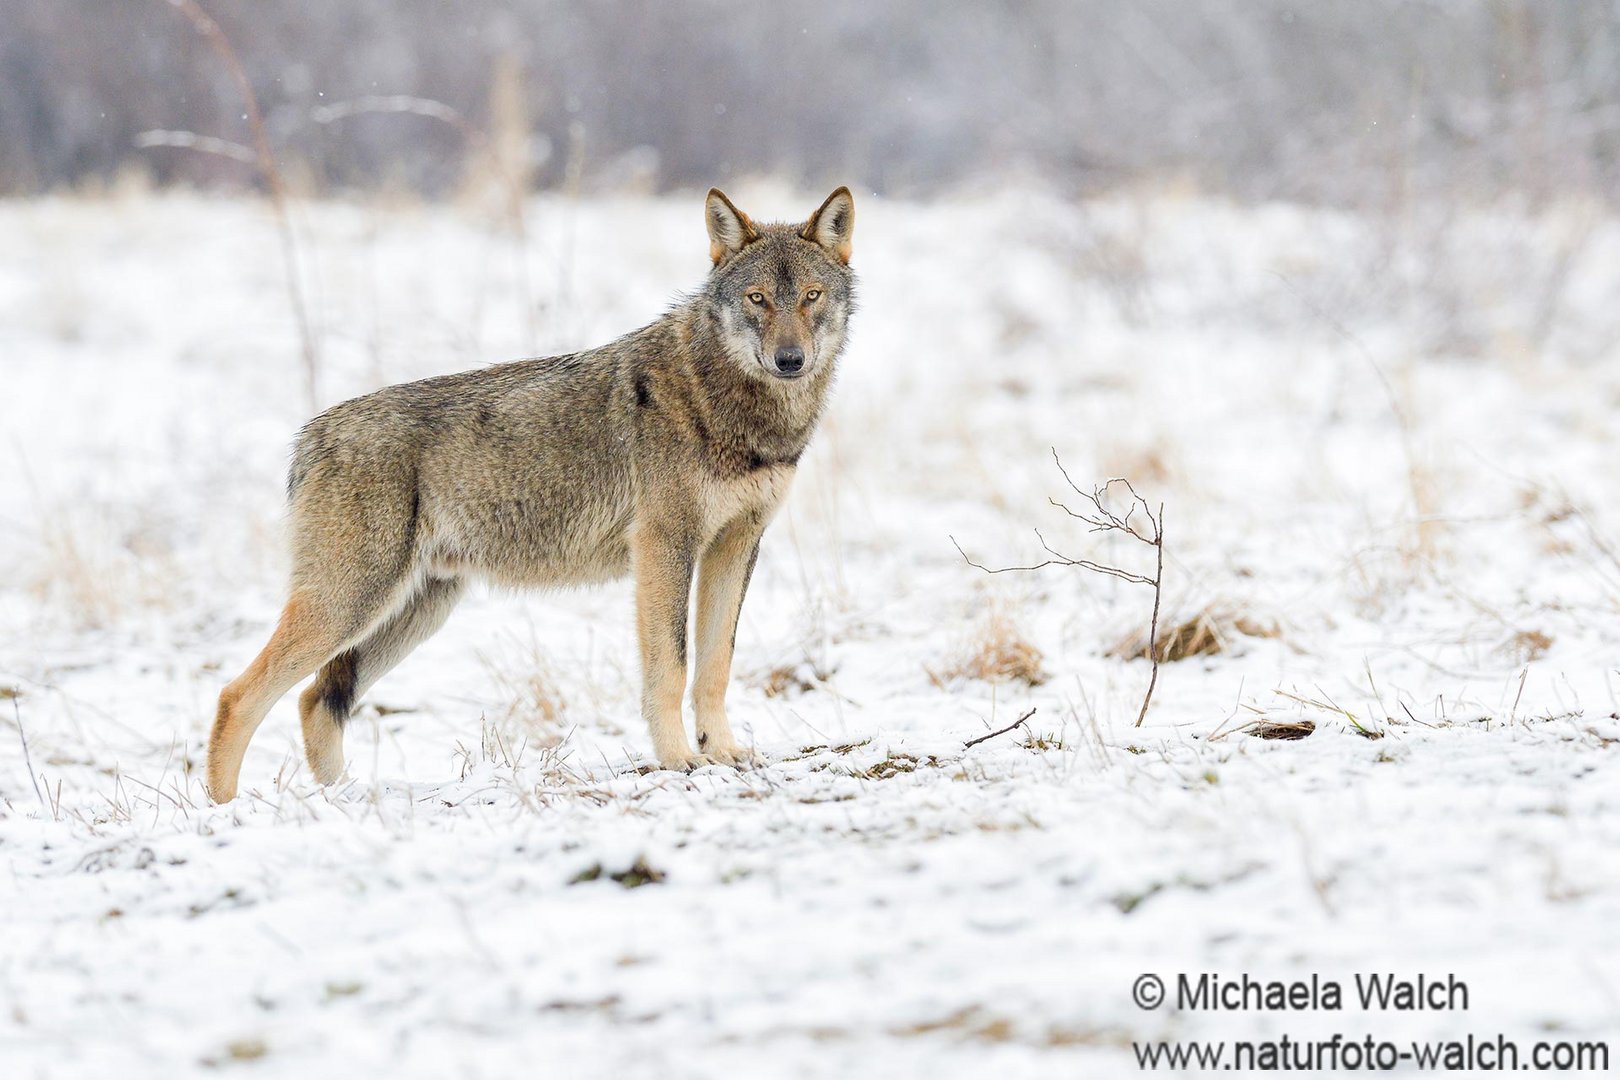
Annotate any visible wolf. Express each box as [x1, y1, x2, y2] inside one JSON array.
[[205, 187, 856, 802]]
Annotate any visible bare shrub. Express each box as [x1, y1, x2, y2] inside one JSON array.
[[955, 454, 1165, 726], [159, 0, 321, 409]]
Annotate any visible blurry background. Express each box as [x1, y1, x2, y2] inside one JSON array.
[[5, 0, 1620, 204]]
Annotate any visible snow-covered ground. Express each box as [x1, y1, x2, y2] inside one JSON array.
[[3, 187, 1619, 1077]]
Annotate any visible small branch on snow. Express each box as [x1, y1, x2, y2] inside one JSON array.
[[963, 707, 1037, 750]]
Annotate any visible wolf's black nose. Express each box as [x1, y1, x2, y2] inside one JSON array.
[[774, 345, 805, 375]]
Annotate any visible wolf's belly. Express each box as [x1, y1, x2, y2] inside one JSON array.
[[420, 490, 634, 589]]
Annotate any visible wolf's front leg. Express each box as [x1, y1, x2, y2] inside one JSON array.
[[632, 521, 710, 770], [692, 515, 767, 766]]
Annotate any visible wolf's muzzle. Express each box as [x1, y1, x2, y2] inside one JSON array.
[[772, 345, 806, 378]]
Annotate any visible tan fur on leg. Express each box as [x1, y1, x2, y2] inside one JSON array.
[[206, 593, 346, 803], [297, 680, 348, 786], [692, 516, 766, 765], [633, 522, 708, 770], [295, 577, 464, 787]]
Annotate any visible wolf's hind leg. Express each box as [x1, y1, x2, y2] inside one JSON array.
[[692, 515, 767, 766], [299, 576, 465, 785], [207, 592, 354, 803]]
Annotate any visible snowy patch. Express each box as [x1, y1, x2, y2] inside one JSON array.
[[3, 190, 1618, 1076]]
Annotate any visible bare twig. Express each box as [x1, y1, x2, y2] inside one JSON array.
[[951, 534, 1154, 586], [311, 95, 470, 129], [13, 697, 45, 810], [133, 129, 256, 164], [964, 707, 1038, 750], [312, 94, 538, 351], [158, 0, 321, 410], [956, 450, 1166, 727]]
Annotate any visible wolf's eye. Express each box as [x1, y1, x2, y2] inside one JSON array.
[[747, 291, 767, 306], [804, 289, 822, 303]]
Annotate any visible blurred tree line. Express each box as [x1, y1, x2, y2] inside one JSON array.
[[2, 0, 1617, 204]]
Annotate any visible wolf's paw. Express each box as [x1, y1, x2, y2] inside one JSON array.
[[657, 750, 720, 773], [307, 746, 346, 787], [701, 740, 762, 768]]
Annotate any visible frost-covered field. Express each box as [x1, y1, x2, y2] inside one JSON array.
[[4, 187, 1620, 1077]]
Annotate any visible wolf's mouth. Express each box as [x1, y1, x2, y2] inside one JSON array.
[[754, 352, 810, 382], [754, 350, 809, 381]]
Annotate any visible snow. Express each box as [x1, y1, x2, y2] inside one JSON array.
[[3, 188, 1619, 1077]]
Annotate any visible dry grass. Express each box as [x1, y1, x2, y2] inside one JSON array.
[[757, 666, 812, 697], [28, 516, 123, 630], [23, 504, 188, 631], [1097, 436, 1177, 487], [890, 1006, 1015, 1042], [751, 655, 837, 699], [928, 609, 1046, 688], [477, 629, 567, 740], [1273, 688, 1384, 739], [1110, 603, 1281, 663], [1499, 628, 1554, 665]]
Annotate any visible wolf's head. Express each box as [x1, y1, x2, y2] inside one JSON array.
[[700, 187, 856, 384]]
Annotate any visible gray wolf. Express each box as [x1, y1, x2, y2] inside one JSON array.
[[206, 186, 856, 802]]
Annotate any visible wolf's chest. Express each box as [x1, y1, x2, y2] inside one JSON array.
[[695, 464, 795, 539]]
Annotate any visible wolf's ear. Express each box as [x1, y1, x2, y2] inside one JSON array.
[[800, 186, 855, 264], [706, 188, 759, 265]]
